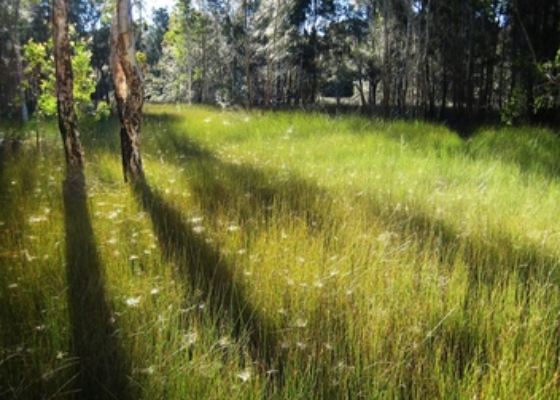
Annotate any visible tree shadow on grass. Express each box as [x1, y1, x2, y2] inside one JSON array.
[[161, 128, 560, 291], [133, 179, 283, 375], [162, 128, 560, 389], [160, 131, 337, 239], [358, 194, 560, 393], [0, 143, 44, 399], [63, 170, 133, 400], [0, 141, 38, 249], [148, 114, 560, 394]]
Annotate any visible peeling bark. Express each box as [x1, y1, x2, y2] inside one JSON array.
[[111, 0, 145, 183], [53, 0, 84, 172]]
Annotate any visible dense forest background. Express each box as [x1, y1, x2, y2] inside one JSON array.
[[2, 0, 560, 125]]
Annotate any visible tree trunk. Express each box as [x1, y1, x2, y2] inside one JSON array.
[[53, 0, 84, 172], [381, 0, 390, 118], [111, 0, 145, 183], [13, 0, 29, 123]]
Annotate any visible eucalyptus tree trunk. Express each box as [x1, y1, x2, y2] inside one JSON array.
[[13, 0, 29, 123], [381, 0, 390, 118], [53, 0, 84, 172], [111, 0, 145, 183]]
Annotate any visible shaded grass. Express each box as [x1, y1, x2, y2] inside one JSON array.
[[133, 179, 282, 372], [63, 170, 133, 400]]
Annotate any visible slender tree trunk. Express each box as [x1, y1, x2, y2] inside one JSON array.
[[381, 0, 390, 118], [244, 0, 252, 110], [13, 0, 29, 123], [53, 0, 84, 172], [111, 0, 145, 183]]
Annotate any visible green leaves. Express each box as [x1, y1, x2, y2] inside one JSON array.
[[23, 29, 96, 120]]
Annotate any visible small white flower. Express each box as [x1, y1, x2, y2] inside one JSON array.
[[28, 216, 47, 224], [150, 288, 160, 295], [141, 366, 155, 375], [294, 318, 308, 328], [184, 332, 197, 345], [237, 368, 252, 382], [126, 297, 141, 307], [192, 225, 205, 234], [227, 225, 240, 232]]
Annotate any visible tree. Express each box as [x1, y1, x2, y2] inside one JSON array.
[[0, 0, 30, 122], [111, 0, 145, 183], [145, 7, 169, 68], [53, 0, 84, 171], [23, 34, 97, 119]]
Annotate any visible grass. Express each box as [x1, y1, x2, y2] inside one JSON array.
[[2, 105, 560, 398]]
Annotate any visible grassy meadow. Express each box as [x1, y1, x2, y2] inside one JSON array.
[[2, 105, 560, 399]]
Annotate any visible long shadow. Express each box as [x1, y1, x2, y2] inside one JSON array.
[[161, 131, 337, 239], [133, 179, 283, 374], [63, 170, 133, 400], [0, 141, 43, 398], [162, 127, 560, 291], [0, 139, 32, 243], [128, 112, 560, 394], [359, 193, 560, 388], [355, 191, 560, 301], [160, 127, 560, 388]]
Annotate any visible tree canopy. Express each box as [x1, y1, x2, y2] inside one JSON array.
[[2, 0, 560, 124]]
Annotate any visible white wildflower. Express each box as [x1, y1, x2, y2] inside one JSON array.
[[217, 336, 231, 347], [294, 318, 308, 328], [237, 368, 252, 382], [184, 332, 197, 345], [227, 225, 240, 232], [28, 216, 47, 224], [125, 297, 141, 307], [192, 225, 205, 234]]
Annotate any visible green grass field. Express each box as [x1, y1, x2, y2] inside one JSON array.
[[2, 105, 560, 399]]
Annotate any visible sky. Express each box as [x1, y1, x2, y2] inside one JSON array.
[[146, 0, 175, 12]]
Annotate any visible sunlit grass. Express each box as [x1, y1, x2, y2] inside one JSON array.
[[2, 105, 560, 398]]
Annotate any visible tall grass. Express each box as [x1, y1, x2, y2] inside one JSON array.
[[2, 106, 560, 399]]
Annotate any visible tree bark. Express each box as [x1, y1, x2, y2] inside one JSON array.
[[53, 0, 84, 172], [111, 0, 145, 183], [13, 0, 29, 123], [381, 0, 390, 118]]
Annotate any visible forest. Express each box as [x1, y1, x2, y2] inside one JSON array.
[[1, 0, 560, 123], [4, 1, 560, 399]]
